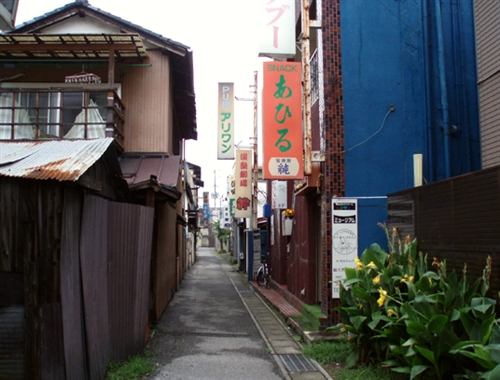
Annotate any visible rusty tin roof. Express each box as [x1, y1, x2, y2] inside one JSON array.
[[0, 138, 114, 181]]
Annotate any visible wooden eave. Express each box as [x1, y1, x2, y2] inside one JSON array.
[[0, 33, 148, 60]]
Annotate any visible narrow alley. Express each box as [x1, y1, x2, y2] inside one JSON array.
[[144, 247, 330, 380]]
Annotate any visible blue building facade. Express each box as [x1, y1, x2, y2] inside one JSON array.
[[340, 0, 480, 250]]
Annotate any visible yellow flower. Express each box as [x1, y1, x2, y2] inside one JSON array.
[[355, 257, 363, 270], [372, 274, 381, 284], [377, 288, 387, 307], [387, 308, 397, 317], [401, 274, 414, 283], [366, 261, 377, 269]]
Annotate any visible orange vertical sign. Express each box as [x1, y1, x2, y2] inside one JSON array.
[[262, 61, 303, 179]]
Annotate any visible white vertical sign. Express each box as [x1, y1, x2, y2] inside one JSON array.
[[331, 198, 358, 298], [259, 0, 296, 58], [234, 149, 252, 218], [217, 83, 234, 159], [271, 180, 287, 209]]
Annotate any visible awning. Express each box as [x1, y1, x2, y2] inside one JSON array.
[[0, 33, 148, 60], [119, 153, 182, 201]]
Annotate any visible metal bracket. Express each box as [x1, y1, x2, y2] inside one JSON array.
[[312, 151, 325, 162]]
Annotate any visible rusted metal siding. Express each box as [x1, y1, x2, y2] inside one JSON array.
[[80, 194, 154, 370], [150, 201, 177, 322], [107, 200, 154, 362], [475, 0, 500, 168], [0, 177, 66, 379], [60, 187, 87, 380], [388, 166, 500, 302], [0, 306, 24, 380], [80, 195, 111, 380], [1, 176, 155, 379], [122, 50, 173, 153]]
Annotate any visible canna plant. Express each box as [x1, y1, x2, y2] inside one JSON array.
[[330, 223, 500, 379]]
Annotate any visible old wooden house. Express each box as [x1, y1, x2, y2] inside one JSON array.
[[0, 1, 200, 378]]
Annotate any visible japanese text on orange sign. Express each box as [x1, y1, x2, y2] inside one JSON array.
[[262, 62, 303, 179]]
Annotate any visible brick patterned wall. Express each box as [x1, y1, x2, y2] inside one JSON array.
[[320, 0, 344, 326]]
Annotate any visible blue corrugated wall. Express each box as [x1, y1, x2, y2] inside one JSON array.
[[339, 0, 480, 250]]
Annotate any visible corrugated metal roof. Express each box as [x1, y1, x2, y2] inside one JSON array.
[[120, 153, 180, 189], [0, 138, 114, 181]]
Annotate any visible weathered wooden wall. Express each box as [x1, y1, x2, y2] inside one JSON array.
[[388, 166, 500, 301]]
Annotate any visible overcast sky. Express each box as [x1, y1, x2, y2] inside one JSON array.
[[15, 0, 267, 204]]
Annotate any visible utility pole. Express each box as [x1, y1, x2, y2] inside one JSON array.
[[235, 71, 259, 230], [251, 70, 258, 230], [302, 0, 312, 175]]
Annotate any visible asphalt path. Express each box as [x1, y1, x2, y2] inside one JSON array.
[[145, 247, 284, 380]]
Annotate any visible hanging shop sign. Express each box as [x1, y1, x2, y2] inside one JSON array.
[[331, 198, 358, 298], [259, 0, 296, 58], [262, 61, 303, 179], [229, 175, 236, 216], [234, 149, 252, 218], [217, 82, 234, 159], [271, 180, 287, 209]]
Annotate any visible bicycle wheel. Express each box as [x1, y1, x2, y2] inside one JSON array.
[[256, 270, 265, 286], [263, 274, 269, 288]]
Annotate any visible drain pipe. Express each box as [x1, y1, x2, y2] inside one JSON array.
[[435, 0, 451, 178]]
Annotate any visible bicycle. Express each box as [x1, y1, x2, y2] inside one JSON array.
[[256, 254, 270, 288]]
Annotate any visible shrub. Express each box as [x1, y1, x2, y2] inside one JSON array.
[[329, 223, 500, 379]]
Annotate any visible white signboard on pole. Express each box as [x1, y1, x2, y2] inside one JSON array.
[[271, 180, 287, 209], [217, 82, 234, 159], [331, 198, 358, 298], [259, 0, 296, 58]]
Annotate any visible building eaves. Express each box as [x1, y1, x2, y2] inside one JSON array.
[[9, 1, 191, 57], [0, 138, 114, 181], [119, 153, 182, 200]]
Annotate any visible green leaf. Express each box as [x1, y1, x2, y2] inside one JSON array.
[[392, 366, 412, 374], [362, 244, 388, 268], [351, 316, 367, 331], [489, 324, 500, 345], [410, 365, 429, 380], [450, 340, 482, 353], [382, 359, 401, 367], [407, 321, 426, 335], [485, 363, 500, 379], [454, 347, 495, 370], [461, 310, 483, 341], [343, 277, 363, 287], [352, 285, 372, 299], [414, 345, 436, 365], [471, 302, 495, 316], [345, 348, 360, 368], [402, 337, 417, 347], [344, 267, 358, 280], [486, 344, 500, 365], [427, 314, 448, 334], [421, 271, 441, 281], [367, 319, 380, 330]]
